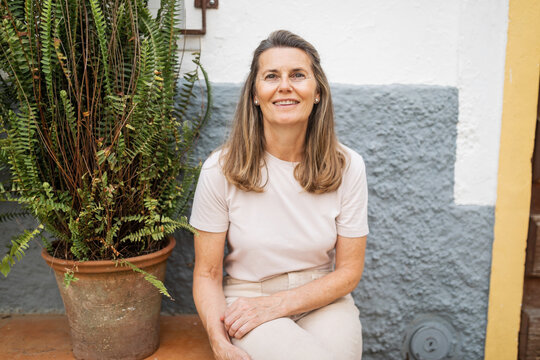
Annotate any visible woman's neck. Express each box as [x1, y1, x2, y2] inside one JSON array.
[[263, 123, 307, 162]]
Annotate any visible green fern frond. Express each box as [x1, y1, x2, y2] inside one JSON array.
[[63, 269, 79, 288], [88, 0, 112, 97], [40, 234, 53, 253], [0, 17, 34, 107], [119, 224, 164, 243], [158, 0, 181, 98], [39, 0, 54, 105], [24, 0, 38, 62], [174, 165, 200, 218], [0, 224, 44, 276], [60, 90, 77, 138], [6, 1, 25, 20], [119, 259, 173, 299], [70, 237, 89, 260], [0, 211, 31, 222], [193, 56, 213, 131]]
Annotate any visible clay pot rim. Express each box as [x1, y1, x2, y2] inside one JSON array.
[[41, 236, 176, 273]]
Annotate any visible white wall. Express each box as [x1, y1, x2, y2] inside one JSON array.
[[454, 0, 508, 206], [150, 0, 509, 206], [184, 0, 461, 85]]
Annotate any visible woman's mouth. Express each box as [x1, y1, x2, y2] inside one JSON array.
[[273, 100, 299, 106]]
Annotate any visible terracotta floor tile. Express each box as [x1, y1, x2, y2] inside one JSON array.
[[0, 314, 214, 359]]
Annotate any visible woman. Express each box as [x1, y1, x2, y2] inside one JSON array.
[[190, 30, 368, 360]]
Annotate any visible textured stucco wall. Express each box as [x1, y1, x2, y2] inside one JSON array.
[[0, 84, 494, 359]]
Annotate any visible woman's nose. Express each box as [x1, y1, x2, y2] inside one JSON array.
[[277, 76, 292, 91]]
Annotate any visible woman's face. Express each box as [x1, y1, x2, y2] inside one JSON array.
[[254, 47, 320, 129]]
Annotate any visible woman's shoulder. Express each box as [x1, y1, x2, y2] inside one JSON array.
[[201, 148, 225, 171], [198, 149, 229, 185], [338, 143, 366, 174]]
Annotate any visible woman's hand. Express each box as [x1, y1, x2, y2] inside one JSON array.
[[222, 296, 284, 339], [212, 339, 252, 360]]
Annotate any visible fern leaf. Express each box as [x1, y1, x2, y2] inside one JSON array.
[[60, 90, 77, 139], [39, 0, 54, 104], [0, 224, 44, 276], [0, 211, 31, 222], [119, 259, 173, 299], [88, 0, 112, 97], [193, 56, 213, 131], [63, 269, 79, 288]]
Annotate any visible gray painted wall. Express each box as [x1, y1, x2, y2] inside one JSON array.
[[0, 84, 494, 359]]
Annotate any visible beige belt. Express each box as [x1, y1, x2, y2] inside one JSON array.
[[224, 269, 331, 295]]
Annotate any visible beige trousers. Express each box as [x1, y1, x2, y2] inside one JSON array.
[[223, 270, 363, 360]]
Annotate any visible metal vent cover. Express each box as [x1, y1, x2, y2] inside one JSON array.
[[402, 314, 461, 360]]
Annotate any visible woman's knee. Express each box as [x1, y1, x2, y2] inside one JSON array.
[[297, 295, 363, 360], [232, 317, 336, 360]]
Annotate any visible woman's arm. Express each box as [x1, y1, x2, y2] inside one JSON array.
[[193, 229, 251, 360], [223, 234, 367, 339]]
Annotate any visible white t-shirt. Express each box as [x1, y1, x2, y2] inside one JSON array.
[[189, 145, 369, 281]]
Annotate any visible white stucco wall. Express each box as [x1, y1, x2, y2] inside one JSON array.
[[150, 0, 509, 206], [454, 0, 508, 206], [185, 1, 461, 86]]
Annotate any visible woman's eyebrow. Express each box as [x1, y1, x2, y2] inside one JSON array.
[[262, 67, 308, 73]]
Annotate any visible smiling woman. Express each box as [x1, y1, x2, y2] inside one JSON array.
[[190, 30, 368, 360]]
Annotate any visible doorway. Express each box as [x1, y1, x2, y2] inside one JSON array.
[[518, 81, 540, 359]]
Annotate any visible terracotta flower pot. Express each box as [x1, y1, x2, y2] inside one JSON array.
[[41, 237, 176, 360]]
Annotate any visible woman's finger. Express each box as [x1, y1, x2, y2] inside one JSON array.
[[224, 297, 253, 330], [232, 320, 256, 339], [228, 315, 248, 337], [223, 307, 243, 331]]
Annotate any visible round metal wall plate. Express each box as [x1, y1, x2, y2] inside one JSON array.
[[401, 314, 461, 360]]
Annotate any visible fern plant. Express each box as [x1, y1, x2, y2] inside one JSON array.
[[0, 0, 210, 290]]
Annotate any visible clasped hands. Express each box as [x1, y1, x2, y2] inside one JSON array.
[[221, 295, 285, 339]]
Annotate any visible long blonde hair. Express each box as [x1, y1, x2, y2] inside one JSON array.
[[221, 30, 346, 194]]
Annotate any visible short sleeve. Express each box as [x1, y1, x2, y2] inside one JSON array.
[[336, 149, 369, 238], [189, 151, 230, 232]]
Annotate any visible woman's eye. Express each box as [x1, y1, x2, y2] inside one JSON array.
[[265, 74, 277, 80], [292, 73, 306, 79]]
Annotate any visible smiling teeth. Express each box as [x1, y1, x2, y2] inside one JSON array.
[[275, 100, 298, 105]]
